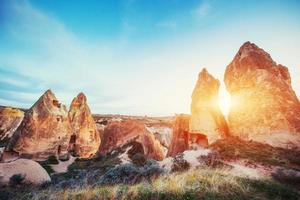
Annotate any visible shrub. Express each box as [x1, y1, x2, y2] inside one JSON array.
[[272, 168, 300, 187], [141, 163, 165, 181], [9, 174, 25, 186], [131, 153, 146, 166], [48, 155, 59, 164], [99, 161, 165, 185], [100, 164, 141, 185], [171, 154, 190, 172]]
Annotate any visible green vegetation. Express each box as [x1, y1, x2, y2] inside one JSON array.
[[1, 138, 300, 200], [9, 174, 26, 187], [0, 136, 9, 147], [38, 155, 60, 175], [212, 137, 300, 170]]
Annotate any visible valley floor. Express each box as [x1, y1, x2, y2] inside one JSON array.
[[1, 137, 300, 200]]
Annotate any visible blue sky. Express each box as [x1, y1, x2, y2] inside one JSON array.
[[0, 0, 300, 116]]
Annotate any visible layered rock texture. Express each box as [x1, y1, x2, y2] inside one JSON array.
[[68, 93, 101, 158], [190, 68, 229, 144], [99, 119, 164, 160], [224, 42, 300, 148], [7, 90, 72, 160], [0, 107, 24, 146], [167, 114, 190, 157]]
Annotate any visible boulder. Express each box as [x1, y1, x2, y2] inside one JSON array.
[[0, 159, 51, 185], [98, 119, 164, 160], [68, 93, 101, 158], [224, 42, 300, 148], [7, 90, 72, 160], [190, 68, 228, 144]]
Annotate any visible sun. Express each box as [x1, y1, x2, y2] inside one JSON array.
[[218, 85, 231, 117]]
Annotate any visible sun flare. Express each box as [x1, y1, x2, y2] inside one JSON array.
[[219, 85, 231, 117]]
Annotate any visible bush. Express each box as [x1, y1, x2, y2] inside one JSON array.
[[141, 162, 165, 181], [48, 155, 59, 164], [100, 161, 165, 185], [131, 153, 146, 166], [272, 168, 300, 187], [100, 164, 141, 185], [171, 154, 190, 173], [9, 174, 25, 186]]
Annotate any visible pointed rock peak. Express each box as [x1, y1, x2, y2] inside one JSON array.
[[237, 41, 265, 55], [199, 68, 210, 79], [70, 92, 87, 108], [76, 92, 87, 103], [235, 41, 274, 63], [197, 68, 218, 85], [32, 89, 63, 110], [42, 89, 56, 100], [239, 41, 258, 50]]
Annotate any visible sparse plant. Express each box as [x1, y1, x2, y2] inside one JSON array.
[[9, 174, 25, 186], [47, 155, 59, 164], [131, 153, 146, 166], [171, 154, 190, 172], [100, 163, 141, 185]]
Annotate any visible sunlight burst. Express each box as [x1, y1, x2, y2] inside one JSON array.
[[219, 85, 231, 117]]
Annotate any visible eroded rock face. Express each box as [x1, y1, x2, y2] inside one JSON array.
[[68, 93, 101, 158], [167, 114, 190, 157], [0, 107, 24, 146], [224, 42, 300, 148], [7, 90, 72, 160], [98, 119, 164, 160], [190, 68, 228, 144]]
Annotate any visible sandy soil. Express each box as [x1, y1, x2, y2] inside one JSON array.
[[50, 156, 76, 173]]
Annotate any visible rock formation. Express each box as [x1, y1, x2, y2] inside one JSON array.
[[98, 119, 164, 160], [0, 107, 24, 145], [190, 68, 229, 144], [167, 114, 190, 157], [68, 93, 101, 158], [224, 41, 300, 148], [7, 90, 72, 160]]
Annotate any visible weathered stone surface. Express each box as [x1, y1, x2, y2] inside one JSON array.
[[190, 68, 229, 144], [0, 107, 24, 145], [98, 119, 164, 160], [68, 93, 101, 158], [7, 90, 72, 160], [224, 41, 300, 148], [167, 114, 190, 157], [0, 159, 51, 185]]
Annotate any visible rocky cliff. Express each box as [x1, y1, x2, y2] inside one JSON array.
[[98, 119, 164, 160], [0, 107, 24, 146], [190, 68, 228, 144], [224, 42, 300, 148], [167, 114, 190, 157], [69, 93, 101, 158], [7, 90, 72, 160]]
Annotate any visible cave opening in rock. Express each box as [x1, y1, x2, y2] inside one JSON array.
[[57, 145, 62, 155], [69, 134, 77, 144]]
